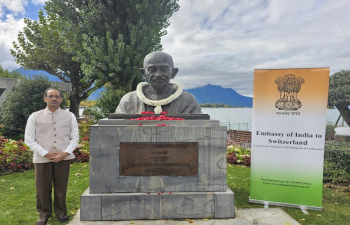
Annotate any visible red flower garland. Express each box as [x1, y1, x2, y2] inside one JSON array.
[[130, 111, 185, 121]]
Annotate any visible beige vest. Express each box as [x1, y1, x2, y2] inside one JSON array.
[[33, 108, 76, 163]]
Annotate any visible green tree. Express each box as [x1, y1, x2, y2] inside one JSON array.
[[0, 76, 61, 139], [45, 0, 180, 91], [11, 10, 96, 118], [95, 84, 127, 117], [328, 70, 350, 126], [0, 65, 22, 78]]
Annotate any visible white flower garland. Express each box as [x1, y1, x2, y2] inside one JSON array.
[[136, 82, 183, 114]]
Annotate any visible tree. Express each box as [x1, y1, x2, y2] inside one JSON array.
[[0, 75, 61, 139], [45, 0, 180, 91], [95, 84, 126, 117], [11, 10, 96, 118], [0, 65, 22, 78], [328, 70, 350, 126]]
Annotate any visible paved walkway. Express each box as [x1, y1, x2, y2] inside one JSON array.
[[67, 207, 300, 225]]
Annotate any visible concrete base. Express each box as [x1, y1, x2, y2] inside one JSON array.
[[89, 122, 228, 193], [80, 186, 235, 221]]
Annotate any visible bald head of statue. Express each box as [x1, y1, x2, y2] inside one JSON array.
[[139, 51, 179, 91]]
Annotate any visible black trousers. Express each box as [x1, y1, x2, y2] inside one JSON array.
[[35, 160, 71, 219]]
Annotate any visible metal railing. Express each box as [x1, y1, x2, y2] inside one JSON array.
[[220, 122, 252, 131]]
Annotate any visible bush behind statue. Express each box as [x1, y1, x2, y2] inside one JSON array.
[[94, 84, 126, 117], [0, 75, 63, 139], [82, 84, 127, 122]]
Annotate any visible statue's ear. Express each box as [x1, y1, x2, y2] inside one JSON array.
[[171, 68, 178, 79], [139, 68, 146, 79]]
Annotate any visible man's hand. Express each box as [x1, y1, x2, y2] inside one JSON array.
[[48, 151, 69, 163], [44, 151, 58, 159]]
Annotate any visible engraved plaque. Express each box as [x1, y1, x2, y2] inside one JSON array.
[[120, 142, 198, 176]]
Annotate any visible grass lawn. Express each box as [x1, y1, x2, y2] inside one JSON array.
[[0, 162, 89, 225], [227, 164, 350, 225], [1, 163, 349, 224]]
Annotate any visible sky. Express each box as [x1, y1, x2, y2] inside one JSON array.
[[1, 0, 350, 97]]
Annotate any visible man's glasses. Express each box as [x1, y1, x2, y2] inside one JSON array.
[[46, 95, 62, 99]]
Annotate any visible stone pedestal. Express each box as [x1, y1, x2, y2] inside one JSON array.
[[80, 117, 234, 221]]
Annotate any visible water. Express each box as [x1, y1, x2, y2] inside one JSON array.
[[201, 108, 344, 131], [79, 107, 344, 131]]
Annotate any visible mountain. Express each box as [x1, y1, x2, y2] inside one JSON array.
[[186, 84, 252, 107], [11, 69, 252, 106], [14, 68, 62, 82], [12, 68, 103, 100], [87, 87, 104, 100]]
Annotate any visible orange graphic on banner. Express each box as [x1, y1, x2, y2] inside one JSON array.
[[253, 68, 329, 116]]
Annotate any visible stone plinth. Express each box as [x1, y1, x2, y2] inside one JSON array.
[[80, 118, 234, 220], [81, 187, 234, 221]]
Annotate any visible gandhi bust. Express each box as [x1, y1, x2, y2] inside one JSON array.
[[116, 51, 202, 114]]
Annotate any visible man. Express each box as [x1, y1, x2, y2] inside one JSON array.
[[116, 51, 202, 114], [25, 88, 79, 225]]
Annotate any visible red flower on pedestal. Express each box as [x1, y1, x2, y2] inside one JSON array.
[[130, 112, 185, 121], [141, 111, 155, 114]]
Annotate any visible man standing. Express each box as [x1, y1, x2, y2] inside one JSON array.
[[116, 51, 202, 114], [25, 88, 79, 225]]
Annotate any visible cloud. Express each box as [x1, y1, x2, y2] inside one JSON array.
[[0, 0, 27, 17], [162, 0, 350, 96], [0, 0, 46, 71], [1, 0, 350, 97], [0, 14, 25, 70], [31, 0, 46, 5]]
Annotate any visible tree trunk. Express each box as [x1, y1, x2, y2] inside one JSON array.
[[335, 103, 350, 126], [69, 94, 80, 118]]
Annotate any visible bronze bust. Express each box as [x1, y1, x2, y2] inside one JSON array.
[[116, 51, 202, 114]]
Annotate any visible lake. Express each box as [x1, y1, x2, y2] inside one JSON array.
[[79, 107, 345, 131], [201, 108, 345, 131]]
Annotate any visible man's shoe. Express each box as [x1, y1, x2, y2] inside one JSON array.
[[36, 219, 48, 225], [58, 216, 69, 223]]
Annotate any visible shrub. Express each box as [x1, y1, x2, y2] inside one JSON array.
[[227, 152, 237, 164], [0, 75, 63, 139], [243, 153, 251, 166], [325, 123, 336, 141], [0, 119, 94, 174], [323, 141, 350, 183], [80, 100, 96, 107], [78, 119, 94, 140], [82, 107, 104, 124], [0, 138, 34, 174], [94, 84, 126, 117], [72, 119, 94, 163], [323, 161, 350, 183], [227, 143, 251, 165], [73, 138, 90, 163]]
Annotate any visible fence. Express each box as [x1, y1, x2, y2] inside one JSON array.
[[220, 122, 252, 131], [228, 129, 252, 146]]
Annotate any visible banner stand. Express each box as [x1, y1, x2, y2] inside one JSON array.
[[249, 68, 329, 211], [249, 198, 322, 211]]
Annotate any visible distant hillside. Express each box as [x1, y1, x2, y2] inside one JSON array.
[[87, 87, 104, 100], [14, 68, 62, 82], [10, 69, 252, 105], [12, 68, 102, 100], [186, 84, 252, 108]]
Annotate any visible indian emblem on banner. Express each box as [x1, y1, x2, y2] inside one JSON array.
[[275, 74, 305, 110]]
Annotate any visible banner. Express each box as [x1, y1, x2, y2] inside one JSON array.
[[249, 68, 329, 210]]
